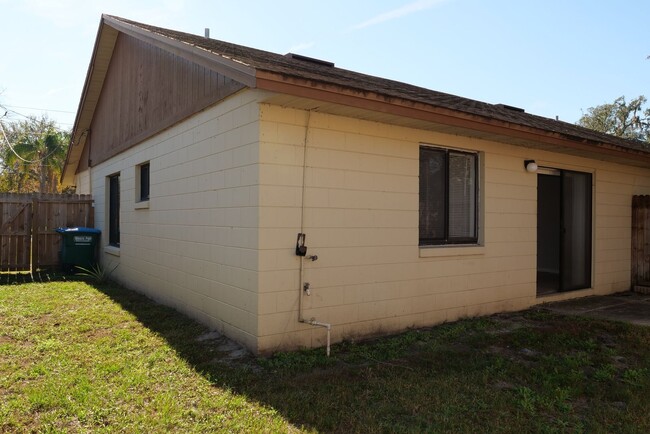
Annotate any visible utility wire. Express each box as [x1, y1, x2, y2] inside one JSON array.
[[1, 108, 73, 129], [3, 104, 75, 114], [0, 119, 66, 164]]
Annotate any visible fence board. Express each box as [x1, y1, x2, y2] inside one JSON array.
[[632, 195, 650, 286], [33, 194, 94, 269], [0, 193, 94, 271], [0, 199, 31, 271]]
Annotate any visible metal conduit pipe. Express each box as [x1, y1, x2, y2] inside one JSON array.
[[297, 110, 332, 356], [298, 256, 306, 322], [297, 110, 311, 325]]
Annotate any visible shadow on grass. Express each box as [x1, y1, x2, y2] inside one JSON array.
[[0, 269, 80, 285], [93, 282, 347, 432], [90, 286, 510, 433], [88, 281, 650, 433]]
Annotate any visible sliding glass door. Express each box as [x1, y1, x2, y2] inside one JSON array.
[[537, 169, 592, 294]]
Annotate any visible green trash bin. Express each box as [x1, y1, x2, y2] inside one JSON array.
[[56, 227, 101, 272]]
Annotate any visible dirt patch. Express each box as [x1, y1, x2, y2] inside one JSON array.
[[0, 335, 16, 344], [85, 328, 114, 340], [36, 314, 54, 325], [487, 311, 549, 335], [196, 330, 251, 361]]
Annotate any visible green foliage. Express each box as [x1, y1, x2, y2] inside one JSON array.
[[515, 386, 537, 413], [0, 281, 298, 433], [622, 368, 649, 386], [578, 95, 650, 143], [259, 348, 334, 371], [3, 283, 650, 432], [0, 115, 70, 193], [594, 363, 617, 381], [74, 263, 118, 284]]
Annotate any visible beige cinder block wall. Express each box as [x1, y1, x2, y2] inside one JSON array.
[[74, 90, 262, 350], [73, 91, 650, 355], [257, 103, 650, 354]]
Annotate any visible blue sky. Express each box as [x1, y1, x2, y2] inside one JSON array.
[[1, 0, 649, 131]]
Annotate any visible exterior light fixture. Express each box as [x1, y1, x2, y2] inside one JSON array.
[[524, 160, 538, 173]]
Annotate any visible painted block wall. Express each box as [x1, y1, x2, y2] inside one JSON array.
[[256, 104, 650, 354], [74, 92, 650, 355], [75, 90, 261, 349]]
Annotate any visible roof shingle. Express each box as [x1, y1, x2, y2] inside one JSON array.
[[109, 15, 649, 154]]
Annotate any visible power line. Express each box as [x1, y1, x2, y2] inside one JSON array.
[[3, 104, 75, 114], [0, 119, 66, 164], [1, 109, 73, 129]]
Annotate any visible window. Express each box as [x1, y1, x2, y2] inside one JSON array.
[[419, 145, 478, 245], [108, 173, 120, 247], [137, 162, 150, 202]]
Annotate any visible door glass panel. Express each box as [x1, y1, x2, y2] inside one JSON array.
[[537, 174, 561, 294], [560, 171, 592, 291]]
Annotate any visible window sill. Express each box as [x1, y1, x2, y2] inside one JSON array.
[[419, 245, 485, 258], [134, 200, 149, 210], [104, 245, 121, 257]]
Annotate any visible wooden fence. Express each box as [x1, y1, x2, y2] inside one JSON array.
[[0, 193, 94, 272], [632, 195, 650, 286]]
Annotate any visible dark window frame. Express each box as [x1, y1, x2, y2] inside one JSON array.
[[139, 162, 150, 202], [108, 173, 120, 247], [419, 145, 479, 246]]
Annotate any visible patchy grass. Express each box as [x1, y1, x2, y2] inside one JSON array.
[[1, 281, 650, 433]]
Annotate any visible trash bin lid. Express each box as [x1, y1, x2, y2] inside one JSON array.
[[55, 227, 101, 234]]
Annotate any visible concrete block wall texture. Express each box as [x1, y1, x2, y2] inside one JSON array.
[[256, 103, 650, 354], [75, 90, 262, 350], [76, 89, 650, 355]]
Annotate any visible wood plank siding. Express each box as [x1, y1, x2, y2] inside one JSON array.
[[632, 195, 650, 286], [0, 194, 94, 271], [82, 33, 246, 171]]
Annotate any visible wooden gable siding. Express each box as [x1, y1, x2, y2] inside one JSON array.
[[86, 32, 246, 169]]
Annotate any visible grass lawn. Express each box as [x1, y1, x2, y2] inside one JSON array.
[[1, 280, 650, 433]]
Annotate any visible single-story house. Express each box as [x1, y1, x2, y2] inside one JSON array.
[[62, 14, 650, 355]]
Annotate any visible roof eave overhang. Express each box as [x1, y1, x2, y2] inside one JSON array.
[[255, 70, 650, 167], [61, 14, 258, 186], [63, 15, 650, 187], [61, 18, 118, 186]]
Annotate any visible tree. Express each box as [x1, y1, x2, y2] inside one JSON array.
[[0, 115, 69, 193], [577, 95, 650, 142]]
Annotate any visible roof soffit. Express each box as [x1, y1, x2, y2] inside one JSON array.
[[62, 20, 119, 185], [255, 70, 650, 167]]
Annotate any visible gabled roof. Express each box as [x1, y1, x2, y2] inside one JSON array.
[[63, 14, 650, 184]]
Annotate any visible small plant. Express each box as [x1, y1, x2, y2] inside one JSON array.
[[516, 386, 537, 413], [259, 347, 334, 371], [75, 263, 118, 284], [622, 368, 648, 386], [594, 363, 616, 382]]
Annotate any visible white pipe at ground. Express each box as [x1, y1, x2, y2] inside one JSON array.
[[308, 319, 331, 357]]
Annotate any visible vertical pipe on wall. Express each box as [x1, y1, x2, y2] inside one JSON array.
[[297, 110, 332, 356], [298, 110, 312, 323]]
